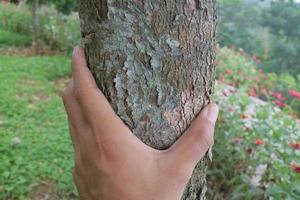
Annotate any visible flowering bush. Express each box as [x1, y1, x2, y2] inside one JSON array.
[[216, 47, 300, 117], [208, 83, 300, 199], [216, 47, 259, 89]]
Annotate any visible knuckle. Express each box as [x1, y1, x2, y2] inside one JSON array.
[[62, 84, 74, 102], [73, 86, 85, 100], [74, 85, 97, 98]]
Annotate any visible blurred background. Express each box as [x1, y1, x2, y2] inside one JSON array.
[[0, 0, 299, 199]]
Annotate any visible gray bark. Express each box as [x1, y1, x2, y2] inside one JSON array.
[[78, 0, 217, 199]]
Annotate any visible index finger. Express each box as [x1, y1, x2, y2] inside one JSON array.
[[71, 47, 124, 130], [72, 47, 97, 89]]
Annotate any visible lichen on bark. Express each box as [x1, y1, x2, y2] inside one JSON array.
[[78, 0, 217, 199]]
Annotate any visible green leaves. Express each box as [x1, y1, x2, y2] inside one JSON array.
[[0, 3, 80, 51], [219, 0, 300, 75], [27, 0, 77, 14], [209, 47, 300, 198], [209, 81, 300, 199]]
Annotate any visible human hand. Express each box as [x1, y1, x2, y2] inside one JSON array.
[[62, 47, 219, 200]]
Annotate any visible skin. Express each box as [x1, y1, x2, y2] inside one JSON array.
[[62, 47, 219, 200]]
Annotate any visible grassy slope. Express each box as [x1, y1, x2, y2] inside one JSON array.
[[0, 55, 76, 199]]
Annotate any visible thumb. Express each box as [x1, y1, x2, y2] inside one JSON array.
[[166, 103, 219, 171]]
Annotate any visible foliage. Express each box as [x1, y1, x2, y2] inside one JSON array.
[[217, 0, 266, 58], [262, 0, 300, 43], [27, 0, 77, 14], [0, 3, 32, 35], [216, 47, 300, 117], [50, 0, 77, 14], [0, 3, 80, 51], [0, 30, 31, 47], [261, 0, 300, 74], [211, 48, 300, 197], [216, 47, 258, 89], [208, 82, 300, 199], [218, 0, 300, 75], [37, 5, 81, 51], [0, 55, 76, 199]]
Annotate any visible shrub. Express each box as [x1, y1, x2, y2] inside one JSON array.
[[0, 3, 80, 51], [216, 47, 258, 88], [213, 47, 300, 198], [216, 47, 300, 117], [208, 82, 300, 199], [38, 5, 80, 51], [0, 3, 32, 34], [0, 30, 31, 47]]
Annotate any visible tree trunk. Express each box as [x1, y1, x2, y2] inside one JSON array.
[[31, 0, 39, 54], [78, 0, 217, 199]]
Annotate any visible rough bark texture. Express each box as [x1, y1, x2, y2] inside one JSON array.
[[78, 0, 217, 199]]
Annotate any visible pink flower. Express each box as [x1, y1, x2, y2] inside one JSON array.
[[255, 138, 265, 145], [291, 163, 300, 174], [274, 100, 287, 108], [289, 90, 300, 100], [227, 106, 236, 113], [225, 69, 233, 75], [219, 75, 225, 82], [290, 142, 300, 150], [272, 92, 284, 100], [222, 90, 229, 97], [229, 88, 237, 94]]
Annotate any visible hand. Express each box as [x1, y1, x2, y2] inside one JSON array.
[[63, 47, 219, 200]]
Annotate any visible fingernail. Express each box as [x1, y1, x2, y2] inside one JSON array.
[[206, 103, 219, 125]]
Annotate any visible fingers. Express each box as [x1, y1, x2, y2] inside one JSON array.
[[69, 47, 130, 136], [166, 103, 219, 173], [72, 47, 97, 89], [62, 79, 88, 130], [71, 47, 117, 123]]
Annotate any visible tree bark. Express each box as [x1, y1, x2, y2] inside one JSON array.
[[78, 0, 217, 199]]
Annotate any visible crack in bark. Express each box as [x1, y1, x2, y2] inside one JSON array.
[[92, 0, 108, 23]]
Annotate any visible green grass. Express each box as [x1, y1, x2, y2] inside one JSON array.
[[0, 55, 77, 199], [0, 29, 31, 47]]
